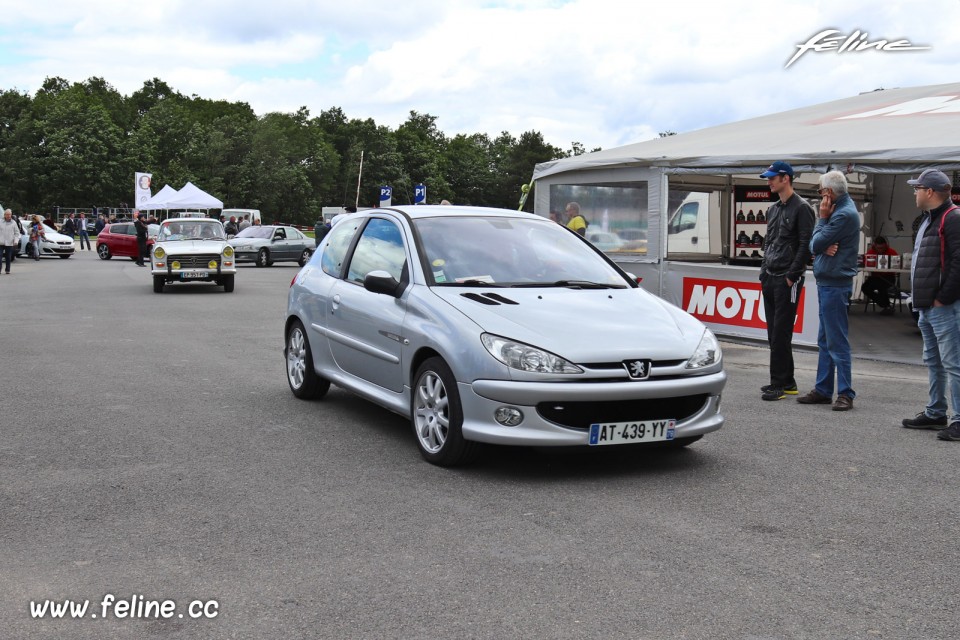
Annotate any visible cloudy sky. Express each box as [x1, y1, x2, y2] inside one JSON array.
[[0, 0, 958, 151]]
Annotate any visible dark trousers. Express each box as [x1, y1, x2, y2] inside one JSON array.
[[861, 275, 893, 308], [762, 274, 804, 388], [1, 245, 13, 272], [137, 238, 148, 265]]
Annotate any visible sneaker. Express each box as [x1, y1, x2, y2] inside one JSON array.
[[937, 422, 960, 441], [832, 395, 853, 411], [761, 383, 798, 395], [797, 389, 832, 404], [761, 387, 785, 401], [902, 412, 948, 430]]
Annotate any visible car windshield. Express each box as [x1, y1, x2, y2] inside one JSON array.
[[234, 226, 273, 239], [158, 220, 225, 241], [413, 216, 629, 288]]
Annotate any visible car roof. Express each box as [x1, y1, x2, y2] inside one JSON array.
[[356, 205, 538, 222]]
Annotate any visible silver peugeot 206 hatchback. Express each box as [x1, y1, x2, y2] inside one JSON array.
[[285, 205, 725, 466]]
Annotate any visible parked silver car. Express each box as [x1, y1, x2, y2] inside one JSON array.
[[285, 206, 725, 466], [228, 225, 313, 267]]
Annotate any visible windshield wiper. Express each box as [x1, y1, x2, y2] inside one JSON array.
[[511, 280, 623, 289], [436, 279, 504, 287]]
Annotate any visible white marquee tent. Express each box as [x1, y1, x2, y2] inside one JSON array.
[[136, 182, 223, 211]]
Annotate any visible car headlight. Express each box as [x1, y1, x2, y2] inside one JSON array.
[[685, 329, 721, 369], [154, 247, 165, 259], [223, 246, 234, 258], [481, 333, 583, 374]]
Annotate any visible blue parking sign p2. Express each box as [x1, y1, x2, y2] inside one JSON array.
[[380, 186, 392, 207]]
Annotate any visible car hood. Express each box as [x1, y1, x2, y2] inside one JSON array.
[[227, 238, 268, 249], [43, 231, 74, 243], [429, 286, 704, 361], [156, 240, 226, 254]]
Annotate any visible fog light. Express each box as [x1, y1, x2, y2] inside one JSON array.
[[172, 261, 181, 270], [494, 406, 523, 426], [208, 260, 218, 269]]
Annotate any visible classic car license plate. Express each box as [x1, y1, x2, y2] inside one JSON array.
[[181, 271, 206, 280], [588, 419, 676, 445]]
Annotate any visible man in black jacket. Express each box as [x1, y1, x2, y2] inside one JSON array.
[[901, 169, 960, 441], [758, 161, 816, 401], [133, 211, 149, 267]]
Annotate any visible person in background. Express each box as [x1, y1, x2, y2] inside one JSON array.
[[796, 171, 860, 411], [862, 236, 899, 315], [61, 214, 76, 239], [224, 216, 239, 236], [29, 215, 45, 260], [133, 211, 149, 267], [95, 214, 106, 235], [314, 217, 331, 248], [0, 209, 22, 274], [565, 202, 587, 236], [238, 215, 251, 231], [899, 169, 960, 442], [76, 212, 91, 250]]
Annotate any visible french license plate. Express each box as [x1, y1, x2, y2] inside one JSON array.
[[181, 271, 206, 280], [588, 419, 676, 446]]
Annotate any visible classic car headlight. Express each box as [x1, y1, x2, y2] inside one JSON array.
[[154, 247, 165, 259], [685, 329, 721, 369], [481, 334, 583, 374], [208, 260, 218, 269], [223, 246, 234, 258], [171, 260, 181, 270]]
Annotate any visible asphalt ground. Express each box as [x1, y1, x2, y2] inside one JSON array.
[[1, 248, 957, 640]]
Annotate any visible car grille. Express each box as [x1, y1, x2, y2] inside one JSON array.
[[536, 394, 709, 430], [168, 254, 220, 269]]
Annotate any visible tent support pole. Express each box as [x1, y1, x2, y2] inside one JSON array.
[[657, 171, 669, 298]]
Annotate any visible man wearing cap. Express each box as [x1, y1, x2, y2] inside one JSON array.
[[758, 161, 816, 401], [901, 169, 960, 441], [796, 171, 860, 411]]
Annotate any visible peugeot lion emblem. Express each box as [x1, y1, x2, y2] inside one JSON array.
[[623, 359, 652, 380]]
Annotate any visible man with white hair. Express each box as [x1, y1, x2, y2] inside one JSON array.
[[796, 170, 860, 411], [0, 209, 22, 274]]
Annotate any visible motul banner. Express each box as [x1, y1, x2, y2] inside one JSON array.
[[682, 277, 806, 332]]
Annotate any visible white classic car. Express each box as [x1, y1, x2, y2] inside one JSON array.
[[150, 218, 236, 293]]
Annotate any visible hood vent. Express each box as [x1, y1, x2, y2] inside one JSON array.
[[461, 292, 520, 306]]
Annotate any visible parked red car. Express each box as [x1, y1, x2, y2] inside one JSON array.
[[96, 222, 158, 260]]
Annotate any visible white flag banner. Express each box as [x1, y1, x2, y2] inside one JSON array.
[[135, 172, 153, 208]]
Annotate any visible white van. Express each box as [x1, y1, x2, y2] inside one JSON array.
[[222, 208, 261, 224], [667, 192, 720, 255]]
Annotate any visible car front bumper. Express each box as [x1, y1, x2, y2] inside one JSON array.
[[458, 370, 726, 446]]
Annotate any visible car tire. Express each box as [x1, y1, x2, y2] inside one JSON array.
[[411, 357, 477, 466], [285, 320, 330, 399], [97, 244, 112, 259], [222, 274, 235, 293], [256, 248, 270, 268], [153, 276, 164, 293], [298, 248, 311, 266]]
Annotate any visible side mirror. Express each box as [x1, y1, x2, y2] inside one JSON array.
[[364, 270, 403, 297]]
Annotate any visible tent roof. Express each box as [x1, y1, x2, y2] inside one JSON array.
[[138, 184, 179, 211], [533, 82, 960, 180], [161, 182, 224, 209]]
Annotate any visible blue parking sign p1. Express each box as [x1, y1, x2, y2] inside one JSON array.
[[380, 186, 392, 207], [414, 184, 427, 205]]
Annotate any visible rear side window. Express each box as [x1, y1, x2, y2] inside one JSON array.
[[321, 219, 361, 277]]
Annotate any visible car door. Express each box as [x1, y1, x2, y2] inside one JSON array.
[[269, 227, 291, 260], [286, 227, 309, 258], [113, 224, 133, 256], [325, 217, 409, 393]]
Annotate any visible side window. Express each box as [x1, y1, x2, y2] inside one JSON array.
[[670, 203, 698, 234], [119, 224, 134, 236], [274, 228, 286, 239], [347, 218, 406, 284], [320, 220, 360, 277]]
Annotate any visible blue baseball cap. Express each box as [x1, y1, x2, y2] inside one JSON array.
[[759, 161, 794, 179]]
